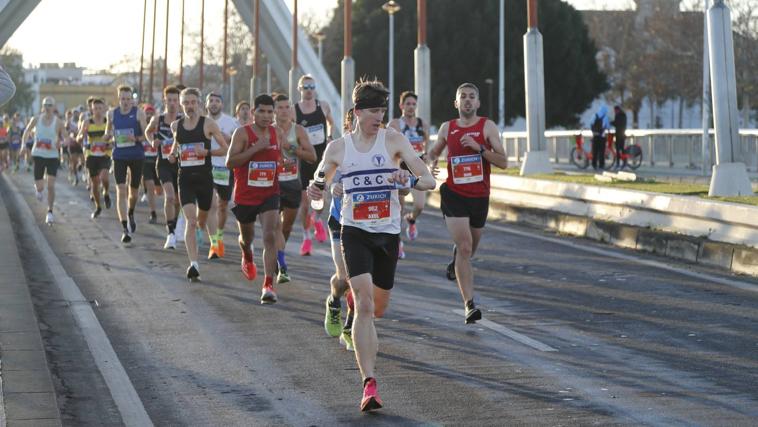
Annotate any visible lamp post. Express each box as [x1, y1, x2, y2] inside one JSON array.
[[382, 1, 401, 121], [498, 0, 505, 129], [228, 66, 237, 115], [414, 0, 430, 126], [341, 0, 354, 127], [314, 31, 326, 63], [485, 78, 494, 119]]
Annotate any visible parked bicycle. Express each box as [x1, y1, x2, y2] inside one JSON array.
[[570, 131, 643, 170]]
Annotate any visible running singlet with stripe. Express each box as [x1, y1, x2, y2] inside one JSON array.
[[86, 119, 110, 157], [340, 129, 401, 235], [233, 124, 280, 206], [278, 124, 300, 182], [176, 116, 211, 173], [400, 117, 425, 156], [210, 113, 238, 185], [32, 115, 58, 159], [296, 101, 327, 147], [329, 170, 343, 222], [112, 106, 145, 161], [445, 117, 491, 198], [155, 113, 178, 162]]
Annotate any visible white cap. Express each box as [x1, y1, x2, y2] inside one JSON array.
[[42, 96, 55, 106]]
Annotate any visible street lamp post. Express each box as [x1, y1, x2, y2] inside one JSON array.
[[485, 78, 494, 119], [314, 31, 326, 63], [341, 0, 354, 127], [382, 1, 401, 121], [228, 66, 237, 115]]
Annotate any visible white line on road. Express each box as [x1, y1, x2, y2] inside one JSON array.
[[4, 176, 153, 427], [452, 310, 558, 352], [425, 210, 758, 294]]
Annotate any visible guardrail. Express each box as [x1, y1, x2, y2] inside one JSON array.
[[431, 129, 758, 171]]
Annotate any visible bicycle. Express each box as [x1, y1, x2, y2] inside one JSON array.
[[570, 131, 643, 171]]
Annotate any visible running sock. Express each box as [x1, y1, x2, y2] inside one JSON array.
[[264, 275, 273, 287], [209, 234, 218, 246], [363, 377, 374, 387], [128, 208, 134, 216], [277, 250, 287, 270], [465, 299, 476, 310], [328, 295, 341, 309], [167, 220, 176, 234], [215, 229, 224, 241], [242, 244, 253, 261], [408, 218, 416, 225], [121, 220, 128, 231]]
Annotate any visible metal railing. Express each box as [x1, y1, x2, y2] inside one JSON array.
[[430, 129, 758, 171]]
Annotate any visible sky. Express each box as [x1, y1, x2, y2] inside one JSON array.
[[5, 0, 635, 72]]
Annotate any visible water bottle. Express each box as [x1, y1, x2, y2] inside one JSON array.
[[310, 171, 326, 211]]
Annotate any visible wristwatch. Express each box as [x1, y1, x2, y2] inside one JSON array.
[[478, 145, 485, 155]]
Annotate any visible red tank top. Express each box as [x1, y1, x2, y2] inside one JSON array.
[[445, 117, 491, 198], [233, 124, 280, 206]]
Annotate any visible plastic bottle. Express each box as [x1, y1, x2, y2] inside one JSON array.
[[310, 171, 326, 210]]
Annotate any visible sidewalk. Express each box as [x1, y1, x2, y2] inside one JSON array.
[[549, 163, 758, 185], [0, 176, 62, 427]]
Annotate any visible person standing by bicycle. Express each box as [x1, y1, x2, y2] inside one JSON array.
[[611, 105, 627, 170], [590, 105, 610, 170]]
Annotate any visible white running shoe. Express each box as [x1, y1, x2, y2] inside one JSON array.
[[175, 215, 186, 242], [164, 233, 177, 249], [140, 193, 147, 203], [35, 190, 43, 202], [45, 211, 54, 225]]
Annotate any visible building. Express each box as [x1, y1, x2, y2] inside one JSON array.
[[23, 62, 119, 116]]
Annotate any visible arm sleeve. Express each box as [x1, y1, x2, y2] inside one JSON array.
[[0, 66, 17, 107]]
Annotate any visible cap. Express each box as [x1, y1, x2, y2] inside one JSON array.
[[42, 96, 55, 106], [143, 104, 156, 113], [206, 91, 223, 102]]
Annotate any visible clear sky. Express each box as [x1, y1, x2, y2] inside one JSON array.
[[5, 0, 635, 71]]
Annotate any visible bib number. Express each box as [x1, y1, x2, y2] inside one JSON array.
[[306, 123, 325, 146], [160, 138, 174, 156], [247, 161, 276, 187], [90, 141, 108, 156], [351, 191, 391, 224], [212, 165, 230, 185], [410, 136, 425, 155], [180, 143, 206, 167], [114, 128, 135, 148], [35, 138, 53, 151], [278, 158, 299, 182], [143, 140, 158, 156], [451, 154, 483, 184]]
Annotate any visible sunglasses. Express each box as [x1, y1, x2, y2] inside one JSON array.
[[44, 104, 54, 107], [301, 84, 316, 90]]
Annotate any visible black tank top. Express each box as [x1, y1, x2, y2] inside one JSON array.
[[156, 113, 181, 162], [295, 100, 327, 146], [176, 116, 211, 173]]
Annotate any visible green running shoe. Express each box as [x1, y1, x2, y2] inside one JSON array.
[[277, 268, 291, 284], [339, 330, 354, 352], [324, 296, 343, 337]]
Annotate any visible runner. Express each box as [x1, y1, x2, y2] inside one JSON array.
[[146, 85, 183, 249], [427, 83, 508, 324], [66, 109, 84, 186], [295, 74, 334, 255], [205, 91, 238, 259], [272, 93, 316, 283], [104, 85, 147, 244], [388, 91, 430, 246], [235, 100, 251, 126], [141, 104, 159, 224], [307, 79, 435, 411], [8, 112, 24, 172], [22, 96, 67, 224], [77, 98, 112, 218], [226, 94, 283, 303], [170, 87, 228, 281], [0, 114, 9, 172]]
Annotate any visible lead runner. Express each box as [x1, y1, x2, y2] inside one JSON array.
[[308, 79, 435, 412]]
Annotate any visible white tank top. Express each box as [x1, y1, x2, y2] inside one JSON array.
[[340, 129, 401, 234], [32, 115, 58, 159]]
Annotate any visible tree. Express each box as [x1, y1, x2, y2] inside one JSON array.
[[317, 0, 607, 127], [0, 48, 33, 115]]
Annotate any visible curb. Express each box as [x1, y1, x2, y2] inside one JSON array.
[[428, 192, 758, 278]]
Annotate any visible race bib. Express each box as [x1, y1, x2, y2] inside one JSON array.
[[306, 123, 325, 146], [351, 191, 391, 224], [278, 158, 299, 182], [409, 136, 425, 155], [160, 138, 174, 156], [90, 141, 108, 156], [180, 142, 206, 167], [212, 165, 230, 185], [247, 161, 276, 187], [35, 138, 53, 151], [451, 154, 484, 184], [143, 140, 158, 157], [114, 128, 135, 148]]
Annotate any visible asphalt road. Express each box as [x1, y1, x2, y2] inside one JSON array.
[[4, 169, 758, 426]]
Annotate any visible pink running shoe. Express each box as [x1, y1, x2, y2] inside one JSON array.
[[300, 238, 313, 256], [360, 378, 383, 412], [314, 219, 327, 243]]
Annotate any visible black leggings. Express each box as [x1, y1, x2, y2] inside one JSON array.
[[591, 137, 605, 169]]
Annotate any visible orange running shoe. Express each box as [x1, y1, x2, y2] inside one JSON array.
[[216, 239, 225, 257], [241, 257, 257, 281]]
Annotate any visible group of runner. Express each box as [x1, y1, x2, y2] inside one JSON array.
[[20, 77, 507, 413]]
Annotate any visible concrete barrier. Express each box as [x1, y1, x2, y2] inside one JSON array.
[[428, 173, 758, 277]]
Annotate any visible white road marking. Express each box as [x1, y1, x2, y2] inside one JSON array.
[[5, 176, 153, 427], [452, 310, 558, 352], [425, 210, 758, 294]]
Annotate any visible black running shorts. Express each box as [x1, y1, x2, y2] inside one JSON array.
[[299, 143, 326, 190], [86, 156, 110, 177], [439, 183, 489, 229], [178, 171, 214, 211], [114, 158, 144, 188], [33, 157, 60, 180], [142, 158, 160, 185], [279, 179, 302, 210], [340, 225, 399, 291], [156, 159, 178, 189], [231, 194, 280, 224], [328, 215, 341, 241]]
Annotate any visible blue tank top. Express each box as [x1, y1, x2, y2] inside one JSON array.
[[329, 170, 342, 222], [112, 106, 145, 160]]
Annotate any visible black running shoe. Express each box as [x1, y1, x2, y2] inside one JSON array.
[[128, 214, 136, 233], [187, 265, 200, 282], [446, 246, 457, 281], [91, 207, 102, 219], [104, 194, 111, 209], [121, 231, 132, 244], [464, 300, 482, 324]]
